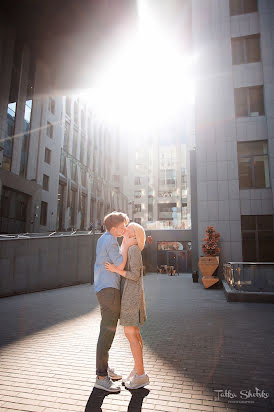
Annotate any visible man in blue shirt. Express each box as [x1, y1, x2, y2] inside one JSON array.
[[94, 211, 137, 392]]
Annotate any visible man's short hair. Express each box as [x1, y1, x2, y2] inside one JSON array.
[[104, 211, 129, 231]]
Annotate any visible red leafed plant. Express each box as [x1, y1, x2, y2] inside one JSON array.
[[146, 235, 153, 245], [202, 226, 221, 256]]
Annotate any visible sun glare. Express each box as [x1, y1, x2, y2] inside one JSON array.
[[83, 0, 195, 133]]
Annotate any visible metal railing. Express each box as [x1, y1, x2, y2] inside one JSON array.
[[0, 230, 103, 240], [223, 262, 274, 292]]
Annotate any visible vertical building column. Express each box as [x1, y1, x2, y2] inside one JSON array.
[[0, 25, 15, 161], [176, 134, 182, 228], [152, 136, 159, 222], [11, 45, 29, 176]]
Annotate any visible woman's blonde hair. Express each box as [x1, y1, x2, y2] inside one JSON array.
[[128, 222, 146, 251]]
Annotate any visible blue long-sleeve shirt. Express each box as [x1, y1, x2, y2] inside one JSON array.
[[94, 231, 123, 293]]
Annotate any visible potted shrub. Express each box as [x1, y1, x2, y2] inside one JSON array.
[[198, 226, 221, 288]]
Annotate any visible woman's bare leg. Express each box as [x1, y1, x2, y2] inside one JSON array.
[[124, 326, 144, 375], [137, 329, 143, 350]]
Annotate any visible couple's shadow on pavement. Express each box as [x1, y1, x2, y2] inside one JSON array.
[[85, 386, 150, 412]]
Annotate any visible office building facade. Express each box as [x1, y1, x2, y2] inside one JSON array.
[[0, 22, 128, 234], [192, 0, 274, 265], [126, 128, 192, 231]]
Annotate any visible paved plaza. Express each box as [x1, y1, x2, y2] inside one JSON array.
[[0, 274, 273, 412]]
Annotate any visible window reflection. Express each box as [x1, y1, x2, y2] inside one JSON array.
[[20, 100, 32, 177], [237, 141, 270, 189], [3, 102, 17, 171]]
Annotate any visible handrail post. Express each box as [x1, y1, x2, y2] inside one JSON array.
[[237, 264, 241, 291]]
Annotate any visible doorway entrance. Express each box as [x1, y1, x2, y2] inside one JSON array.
[[157, 241, 192, 273]]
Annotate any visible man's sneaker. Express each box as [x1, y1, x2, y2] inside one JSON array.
[[108, 367, 122, 380], [125, 373, 149, 390], [94, 376, 121, 392], [122, 368, 136, 385]]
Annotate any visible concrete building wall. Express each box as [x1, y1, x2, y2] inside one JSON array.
[[0, 233, 101, 297], [192, 0, 274, 269]]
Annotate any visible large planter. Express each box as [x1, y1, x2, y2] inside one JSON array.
[[198, 256, 220, 289], [198, 256, 219, 277]]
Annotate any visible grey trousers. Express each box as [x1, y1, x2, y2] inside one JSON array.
[[96, 287, 121, 377]]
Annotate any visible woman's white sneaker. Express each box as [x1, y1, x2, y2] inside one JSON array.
[[122, 368, 136, 385], [125, 373, 149, 390]]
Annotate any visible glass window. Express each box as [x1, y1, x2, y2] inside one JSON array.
[[71, 160, 77, 181], [246, 34, 260, 63], [234, 86, 264, 117], [57, 184, 64, 231], [48, 97, 55, 114], [47, 122, 53, 139], [230, 0, 257, 16], [80, 134, 85, 164], [234, 88, 248, 117], [40, 201, 48, 226], [44, 148, 51, 164], [72, 128, 78, 157], [42, 174, 49, 191], [258, 231, 274, 261], [158, 203, 176, 220], [66, 97, 71, 116], [60, 152, 66, 175], [257, 215, 273, 231], [238, 141, 268, 156], [81, 169, 86, 187], [238, 158, 252, 188], [241, 215, 274, 262], [0, 188, 10, 218], [20, 100, 32, 177], [242, 231, 257, 261], [81, 110, 85, 130], [230, 0, 242, 15], [113, 175, 120, 188], [134, 204, 141, 213], [80, 194, 86, 230], [74, 101, 79, 124], [69, 190, 76, 227], [64, 121, 70, 150], [231, 34, 260, 65], [241, 215, 256, 230], [237, 141, 270, 189], [182, 203, 188, 219], [15, 192, 28, 221], [3, 102, 17, 171], [134, 176, 141, 185], [159, 169, 176, 185], [249, 86, 264, 115], [244, 0, 257, 14], [231, 37, 244, 65]]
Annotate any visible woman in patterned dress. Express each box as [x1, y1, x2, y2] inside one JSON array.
[[105, 222, 149, 389]]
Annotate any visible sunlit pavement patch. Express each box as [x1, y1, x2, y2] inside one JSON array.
[[0, 274, 273, 412]]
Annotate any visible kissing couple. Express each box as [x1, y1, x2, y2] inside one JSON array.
[[93, 211, 149, 392]]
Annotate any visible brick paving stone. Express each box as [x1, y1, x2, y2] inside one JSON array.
[[0, 274, 273, 412], [1, 403, 44, 411]]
